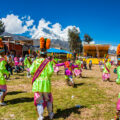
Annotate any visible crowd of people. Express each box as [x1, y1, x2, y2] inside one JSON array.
[[0, 39, 120, 120]]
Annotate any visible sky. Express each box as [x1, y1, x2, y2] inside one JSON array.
[[0, 0, 120, 46]]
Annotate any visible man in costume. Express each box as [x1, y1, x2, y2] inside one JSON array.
[[29, 37, 54, 120], [0, 55, 9, 106], [56, 59, 78, 87], [102, 55, 111, 81], [74, 57, 82, 78]]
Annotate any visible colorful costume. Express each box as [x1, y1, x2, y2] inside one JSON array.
[[30, 37, 54, 120], [116, 44, 120, 84], [102, 61, 111, 81], [0, 58, 9, 91], [74, 60, 82, 77], [24, 56, 32, 78], [30, 58, 53, 93], [0, 57, 9, 105], [24, 56, 32, 68], [116, 66, 120, 84], [56, 60, 78, 86]]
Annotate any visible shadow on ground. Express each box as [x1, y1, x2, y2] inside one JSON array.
[[6, 97, 33, 105], [74, 83, 85, 88], [7, 91, 27, 95], [44, 105, 86, 120]]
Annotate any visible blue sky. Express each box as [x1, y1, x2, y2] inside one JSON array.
[[0, 0, 120, 46]]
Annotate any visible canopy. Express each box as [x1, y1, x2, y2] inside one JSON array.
[[0, 49, 5, 53], [47, 48, 72, 54]]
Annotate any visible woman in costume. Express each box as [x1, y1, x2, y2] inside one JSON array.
[[74, 57, 82, 77], [29, 37, 54, 120], [56, 59, 78, 87], [102, 55, 111, 81], [0, 55, 9, 106]]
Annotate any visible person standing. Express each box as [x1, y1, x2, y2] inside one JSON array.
[[30, 37, 54, 120], [102, 57, 111, 81]]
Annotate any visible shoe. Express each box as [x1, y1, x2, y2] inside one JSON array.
[[38, 116, 43, 120], [0, 102, 7, 106], [49, 112, 54, 119]]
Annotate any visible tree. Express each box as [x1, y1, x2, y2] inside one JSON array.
[[68, 27, 82, 53], [84, 34, 93, 44], [0, 20, 5, 35]]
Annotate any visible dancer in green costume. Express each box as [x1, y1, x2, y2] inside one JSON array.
[[116, 44, 120, 84], [116, 64, 120, 84], [0, 55, 9, 106], [24, 55, 32, 68], [30, 37, 54, 120], [74, 58, 82, 77], [24, 55, 32, 78], [102, 58, 111, 81]]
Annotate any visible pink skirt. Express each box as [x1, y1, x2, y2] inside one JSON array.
[[74, 69, 82, 76], [54, 66, 59, 73], [0, 85, 7, 92], [102, 73, 110, 80], [34, 92, 53, 108]]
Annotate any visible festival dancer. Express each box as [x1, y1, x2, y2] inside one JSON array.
[[14, 55, 20, 73], [24, 54, 32, 78], [53, 56, 60, 75], [56, 59, 78, 87], [102, 55, 111, 81], [0, 55, 9, 106], [115, 44, 120, 84], [74, 58, 82, 77], [29, 37, 54, 120]]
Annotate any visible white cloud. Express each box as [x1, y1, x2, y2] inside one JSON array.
[[26, 19, 34, 27], [1, 14, 80, 41], [31, 18, 80, 41], [1, 14, 34, 34]]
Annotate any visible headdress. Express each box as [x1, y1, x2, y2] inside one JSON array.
[[40, 37, 51, 55]]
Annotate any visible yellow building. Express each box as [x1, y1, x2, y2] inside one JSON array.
[[83, 44, 110, 58], [83, 44, 110, 64]]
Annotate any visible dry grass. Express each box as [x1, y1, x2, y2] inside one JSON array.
[[0, 65, 118, 120]]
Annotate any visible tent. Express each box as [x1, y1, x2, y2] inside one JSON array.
[[47, 48, 72, 54]]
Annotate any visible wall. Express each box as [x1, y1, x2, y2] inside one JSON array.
[[6, 43, 23, 56]]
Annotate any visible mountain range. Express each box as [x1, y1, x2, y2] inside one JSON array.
[[0, 32, 69, 50]]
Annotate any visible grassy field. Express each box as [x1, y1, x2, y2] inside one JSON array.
[[0, 65, 119, 120]]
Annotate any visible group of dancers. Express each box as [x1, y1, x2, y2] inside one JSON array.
[[0, 37, 120, 120]]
